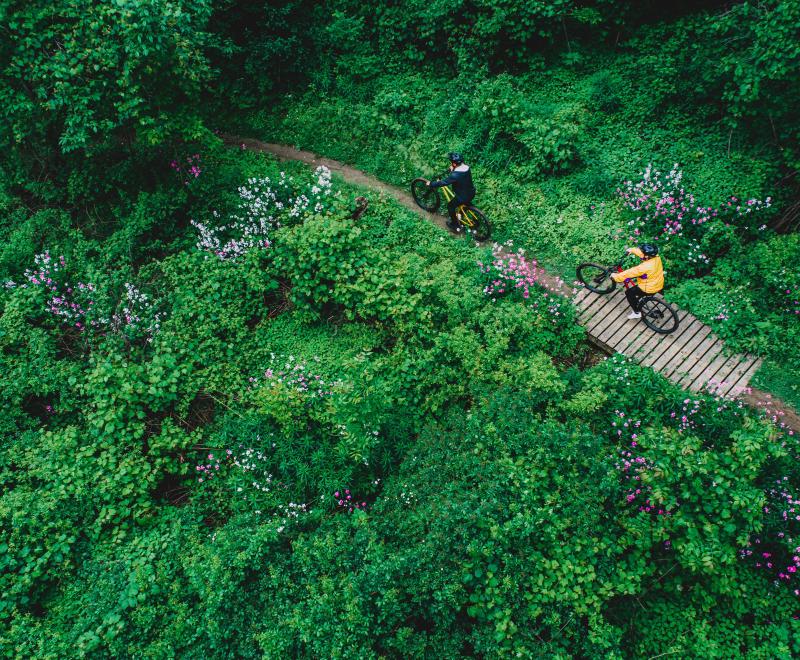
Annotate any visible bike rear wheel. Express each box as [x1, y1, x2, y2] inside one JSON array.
[[411, 178, 440, 212], [461, 205, 491, 241], [639, 297, 679, 334], [576, 263, 616, 294]]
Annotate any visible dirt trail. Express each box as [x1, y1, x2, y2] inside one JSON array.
[[223, 133, 573, 295], [223, 133, 800, 434]]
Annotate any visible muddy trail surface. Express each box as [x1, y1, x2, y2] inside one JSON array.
[[223, 133, 800, 434]]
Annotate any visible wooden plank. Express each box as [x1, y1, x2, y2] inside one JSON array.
[[644, 318, 704, 371], [605, 306, 682, 355], [618, 302, 689, 355], [606, 323, 644, 354], [573, 287, 593, 306], [640, 317, 704, 370], [578, 291, 615, 322], [692, 352, 740, 394], [581, 292, 625, 329], [585, 292, 627, 334], [676, 337, 726, 389], [614, 307, 691, 358], [578, 296, 608, 324], [716, 355, 761, 398], [615, 313, 685, 365], [596, 288, 630, 337], [596, 303, 639, 345], [688, 349, 733, 392], [709, 354, 750, 395], [660, 324, 714, 379], [727, 358, 763, 399]]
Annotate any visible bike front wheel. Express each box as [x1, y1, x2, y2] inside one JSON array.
[[461, 205, 491, 241], [639, 297, 679, 334], [576, 263, 616, 294], [411, 178, 440, 212]]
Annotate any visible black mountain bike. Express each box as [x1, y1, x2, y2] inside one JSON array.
[[410, 174, 491, 241], [576, 255, 679, 334]]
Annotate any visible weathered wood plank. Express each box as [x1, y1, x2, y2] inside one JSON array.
[[573, 287, 593, 306], [577, 283, 759, 400], [595, 304, 638, 345], [616, 310, 692, 361], [645, 319, 704, 372], [676, 338, 726, 389], [660, 324, 714, 378], [694, 353, 741, 395], [715, 355, 761, 398], [640, 317, 704, 370], [688, 349, 734, 392], [727, 358, 763, 399], [578, 291, 616, 322], [585, 293, 628, 334], [605, 307, 686, 356], [581, 293, 626, 329]]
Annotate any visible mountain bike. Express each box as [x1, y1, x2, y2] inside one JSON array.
[[576, 255, 679, 334], [410, 175, 491, 241]]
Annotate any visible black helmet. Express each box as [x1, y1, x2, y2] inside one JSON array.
[[639, 243, 658, 257], [448, 152, 464, 165]]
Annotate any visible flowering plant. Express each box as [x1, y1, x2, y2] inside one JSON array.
[[610, 164, 772, 276], [192, 166, 335, 260]]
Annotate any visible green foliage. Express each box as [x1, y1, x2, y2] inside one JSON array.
[[2, 1, 800, 655], [1, 0, 216, 154]]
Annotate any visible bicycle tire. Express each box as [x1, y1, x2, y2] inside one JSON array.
[[462, 205, 491, 241], [411, 178, 440, 212], [576, 263, 616, 294], [639, 297, 679, 334]]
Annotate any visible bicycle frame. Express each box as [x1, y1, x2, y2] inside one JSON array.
[[434, 173, 478, 228]]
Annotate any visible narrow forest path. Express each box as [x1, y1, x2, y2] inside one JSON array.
[[223, 133, 800, 433]]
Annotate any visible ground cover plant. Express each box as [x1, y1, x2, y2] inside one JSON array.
[[2, 1, 800, 657]]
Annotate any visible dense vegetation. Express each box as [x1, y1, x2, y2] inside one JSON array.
[[1, 1, 800, 657]]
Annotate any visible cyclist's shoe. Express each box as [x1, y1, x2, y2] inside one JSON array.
[[627, 312, 642, 320], [446, 220, 459, 231]]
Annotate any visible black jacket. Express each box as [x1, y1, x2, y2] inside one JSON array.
[[430, 166, 476, 203]]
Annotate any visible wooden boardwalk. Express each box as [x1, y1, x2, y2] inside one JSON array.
[[575, 287, 761, 399]]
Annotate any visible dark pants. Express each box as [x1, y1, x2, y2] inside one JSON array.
[[625, 285, 655, 312], [447, 196, 474, 225]]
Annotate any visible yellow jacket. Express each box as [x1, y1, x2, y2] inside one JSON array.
[[611, 248, 664, 293]]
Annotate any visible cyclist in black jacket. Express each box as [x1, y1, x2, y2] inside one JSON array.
[[424, 152, 476, 230]]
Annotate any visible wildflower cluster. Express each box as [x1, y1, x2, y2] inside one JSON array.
[[248, 353, 340, 398], [478, 242, 571, 324], [195, 443, 276, 492], [670, 398, 702, 433], [170, 153, 202, 185], [15, 251, 96, 329], [8, 253, 163, 340], [615, 164, 771, 244], [774, 268, 800, 317], [604, 353, 632, 382], [111, 283, 164, 342], [195, 439, 311, 533], [192, 166, 334, 260], [741, 480, 800, 595], [613, 411, 672, 516], [334, 489, 367, 513], [702, 286, 754, 325]]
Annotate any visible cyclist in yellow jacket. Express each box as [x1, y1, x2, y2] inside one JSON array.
[[611, 243, 664, 320]]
